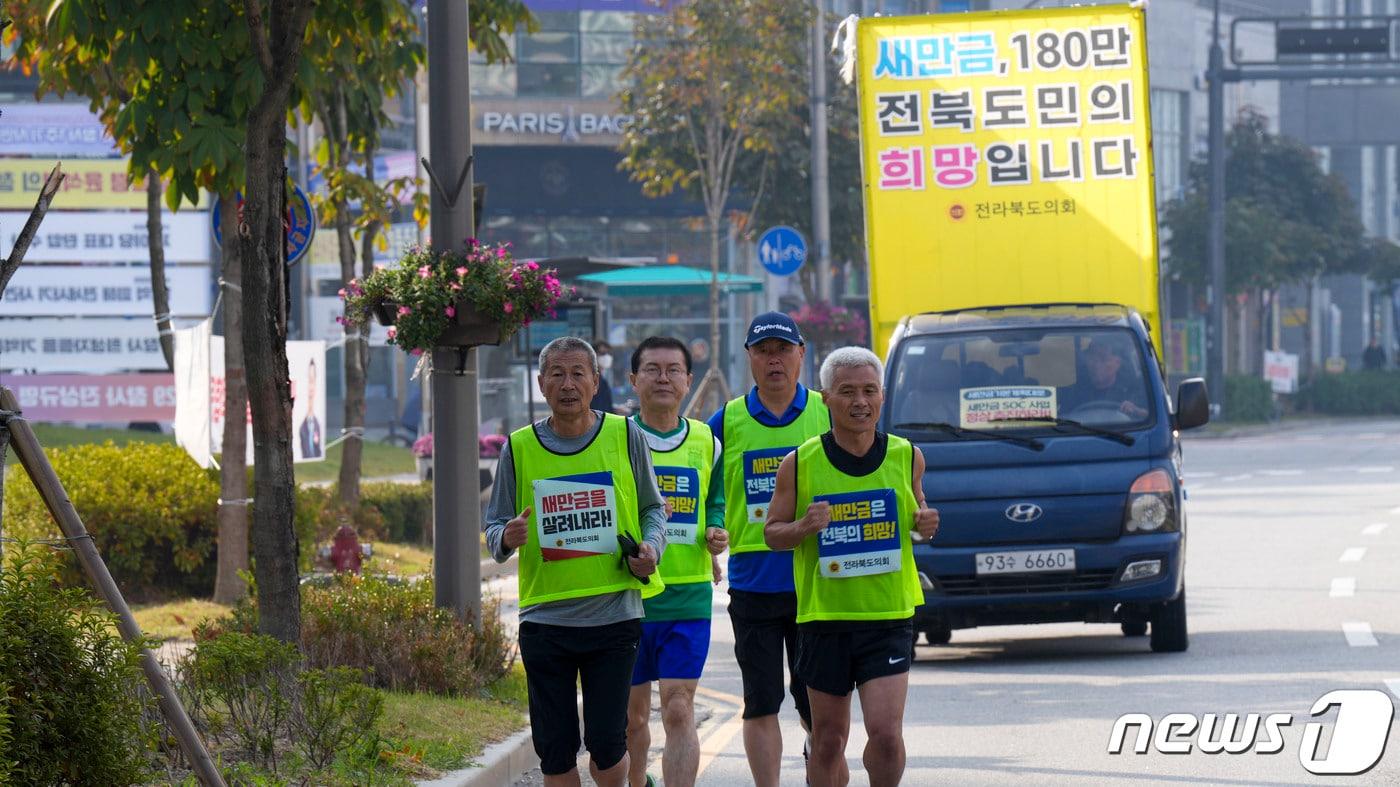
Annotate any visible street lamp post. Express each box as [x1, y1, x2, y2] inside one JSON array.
[[1206, 0, 1226, 416], [426, 0, 481, 624]]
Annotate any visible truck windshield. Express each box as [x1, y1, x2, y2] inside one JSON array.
[[888, 327, 1153, 439]]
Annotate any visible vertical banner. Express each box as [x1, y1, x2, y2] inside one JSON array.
[[855, 6, 1159, 355], [173, 319, 327, 466]]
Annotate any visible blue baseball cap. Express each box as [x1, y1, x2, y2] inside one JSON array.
[[745, 312, 805, 347]]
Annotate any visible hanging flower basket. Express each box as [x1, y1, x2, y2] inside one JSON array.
[[341, 241, 571, 356]]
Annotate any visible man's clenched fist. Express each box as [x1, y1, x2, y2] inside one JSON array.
[[504, 506, 531, 549], [705, 527, 729, 555], [914, 506, 940, 541], [803, 501, 831, 535]]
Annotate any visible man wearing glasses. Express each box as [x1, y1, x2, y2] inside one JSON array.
[[624, 336, 727, 787]]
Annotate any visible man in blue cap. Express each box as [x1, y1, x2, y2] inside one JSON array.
[[707, 312, 830, 787]]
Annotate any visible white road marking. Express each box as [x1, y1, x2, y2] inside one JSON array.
[[1187, 471, 1218, 479], [1260, 469, 1305, 476], [1357, 466, 1395, 474], [1385, 679, 1400, 700], [1223, 474, 1253, 482], [1363, 523, 1389, 536], [1330, 578, 1356, 598], [1343, 622, 1378, 647], [1391, 505, 1400, 515], [1340, 548, 1368, 563]]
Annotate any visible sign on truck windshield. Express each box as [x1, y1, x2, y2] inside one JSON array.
[[855, 6, 1160, 355], [890, 329, 1151, 433]]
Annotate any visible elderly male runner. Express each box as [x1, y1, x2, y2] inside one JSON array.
[[765, 346, 940, 787], [484, 336, 667, 787], [624, 336, 728, 787], [707, 312, 829, 786]]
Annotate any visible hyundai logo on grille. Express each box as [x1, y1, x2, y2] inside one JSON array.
[[1005, 503, 1043, 523]]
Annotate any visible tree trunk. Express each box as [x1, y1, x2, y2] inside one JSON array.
[[213, 192, 250, 605], [335, 208, 366, 509], [242, 83, 301, 645], [146, 167, 175, 371]]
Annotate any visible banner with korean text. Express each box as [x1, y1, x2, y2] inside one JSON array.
[[856, 6, 1159, 355], [0, 159, 208, 209]]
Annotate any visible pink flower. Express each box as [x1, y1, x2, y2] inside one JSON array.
[[525, 261, 539, 271], [418, 265, 432, 279], [335, 316, 347, 325], [504, 301, 514, 314], [445, 305, 456, 318], [411, 348, 424, 356], [337, 288, 347, 298], [398, 306, 412, 316], [497, 248, 507, 259], [455, 266, 468, 276], [449, 282, 461, 291], [386, 326, 397, 340]]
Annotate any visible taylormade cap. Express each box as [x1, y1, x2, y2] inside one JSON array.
[[745, 312, 805, 347]]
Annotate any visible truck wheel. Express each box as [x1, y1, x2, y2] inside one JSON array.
[[1121, 621, 1147, 637], [1149, 591, 1188, 652], [925, 625, 952, 646]]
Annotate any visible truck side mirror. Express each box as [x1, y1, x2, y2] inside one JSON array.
[[1174, 378, 1210, 430]]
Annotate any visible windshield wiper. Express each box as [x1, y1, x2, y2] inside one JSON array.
[[891, 421, 1044, 451], [987, 416, 1136, 446]]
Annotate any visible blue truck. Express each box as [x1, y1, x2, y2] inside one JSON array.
[[881, 304, 1209, 652]]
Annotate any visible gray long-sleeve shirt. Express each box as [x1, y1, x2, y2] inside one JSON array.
[[484, 412, 667, 626]]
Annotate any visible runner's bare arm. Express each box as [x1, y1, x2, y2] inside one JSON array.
[[912, 446, 940, 541], [764, 452, 826, 550]]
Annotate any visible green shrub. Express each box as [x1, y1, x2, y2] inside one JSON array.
[[0, 544, 154, 784], [186, 632, 300, 768], [1296, 371, 1400, 415], [300, 575, 514, 696], [1223, 375, 1275, 423], [3, 441, 219, 596], [295, 481, 433, 548], [362, 481, 433, 542], [290, 666, 384, 770]]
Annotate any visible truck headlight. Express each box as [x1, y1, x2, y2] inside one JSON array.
[[1124, 468, 1177, 534]]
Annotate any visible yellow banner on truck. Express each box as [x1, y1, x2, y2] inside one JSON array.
[[855, 4, 1160, 356]]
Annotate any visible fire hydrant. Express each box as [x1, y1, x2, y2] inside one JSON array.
[[329, 524, 364, 574]]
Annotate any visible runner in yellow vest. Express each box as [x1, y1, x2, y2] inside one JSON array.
[[705, 312, 830, 787], [623, 336, 727, 787], [765, 347, 940, 787], [484, 336, 668, 787]]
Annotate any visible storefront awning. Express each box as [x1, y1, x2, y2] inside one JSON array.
[[536, 256, 652, 280], [578, 265, 764, 297]]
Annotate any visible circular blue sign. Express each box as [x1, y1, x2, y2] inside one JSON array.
[[757, 225, 807, 277], [212, 184, 317, 265]]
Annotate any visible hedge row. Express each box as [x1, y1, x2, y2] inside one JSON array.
[[1295, 371, 1400, 415], [2, 442, 433, 597]]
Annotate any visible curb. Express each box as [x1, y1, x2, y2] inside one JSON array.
[[417, 726, 537, 787]]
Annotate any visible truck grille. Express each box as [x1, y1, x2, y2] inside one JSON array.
[[935, 569, 1117, 596]]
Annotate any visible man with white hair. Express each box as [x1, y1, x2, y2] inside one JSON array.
[[764, 346, 940, 787], [484, 335, 668, 787]]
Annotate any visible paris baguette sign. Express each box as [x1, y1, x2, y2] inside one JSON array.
[[474, 100, 632, 146]]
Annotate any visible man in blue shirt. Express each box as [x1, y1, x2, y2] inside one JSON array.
[[707, 313, 830, 787]]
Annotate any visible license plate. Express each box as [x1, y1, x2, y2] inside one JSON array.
[[974, 548, 1075, 576]]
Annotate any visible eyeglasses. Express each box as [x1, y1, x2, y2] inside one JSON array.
[[638, 366, 688, 380]]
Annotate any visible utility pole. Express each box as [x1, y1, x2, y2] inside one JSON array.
[[1206, 0, 1226, 416], [811, 0, 832, 303], [426, 0, 481, 624]]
